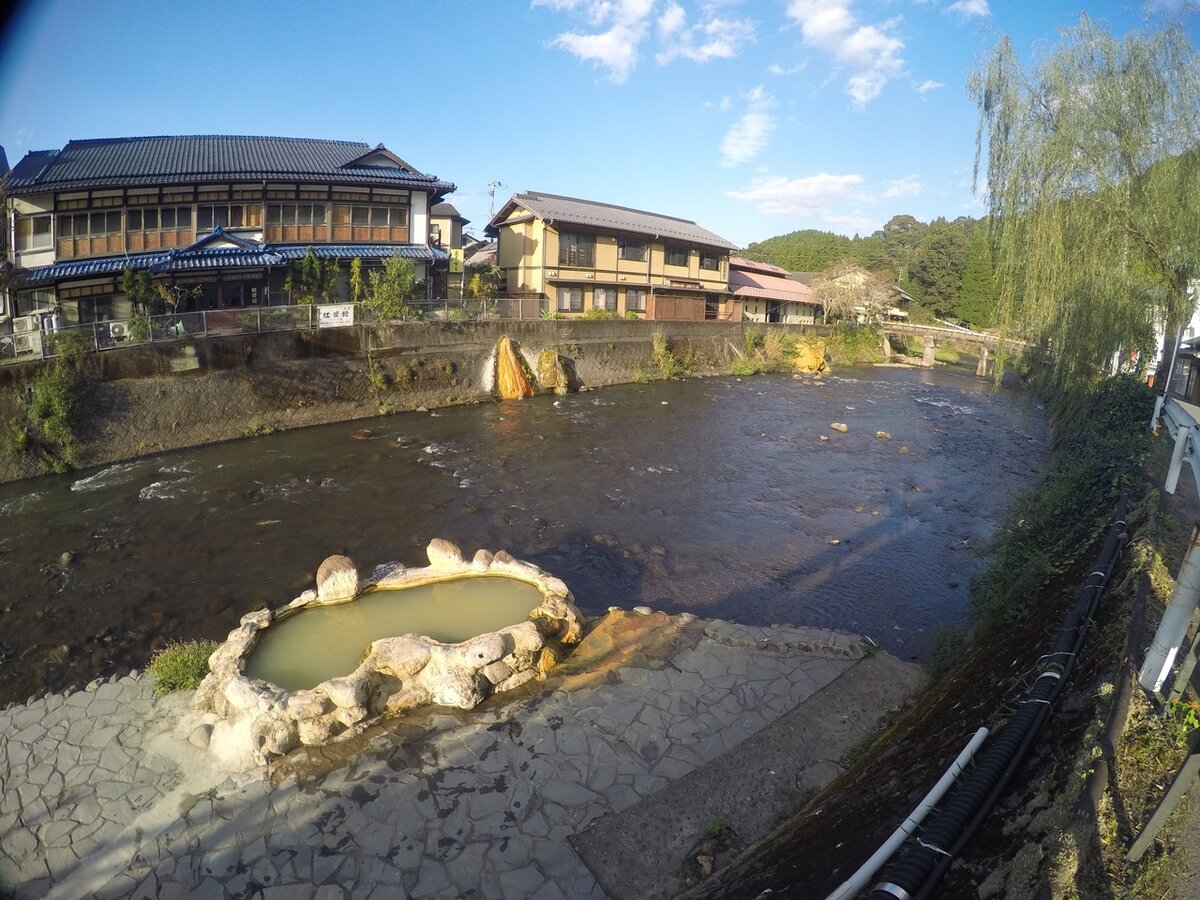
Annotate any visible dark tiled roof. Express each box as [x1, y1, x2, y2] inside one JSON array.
[[430, 202, 468, 223], [13, 238, 445, 285], [275, 244, 447, 262], [6, 136, 455, 194], [15, 253, 165, 284], [488, 191, 738, 251]]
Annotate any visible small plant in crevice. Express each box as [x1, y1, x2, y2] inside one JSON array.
[[3, 341, 90, 474], [147, 640, 218, 696]]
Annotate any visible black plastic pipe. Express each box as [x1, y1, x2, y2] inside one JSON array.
[[868, 493, 1128, 900]]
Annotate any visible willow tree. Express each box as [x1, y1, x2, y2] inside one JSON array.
[[971, 16, 1200, 408]]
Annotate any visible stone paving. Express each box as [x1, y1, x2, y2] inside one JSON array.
[[0, 612, 888, 899]]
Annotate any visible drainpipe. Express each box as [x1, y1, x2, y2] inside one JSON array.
[[1139, 522, 1200, 692], [825, 727, 989, 900]]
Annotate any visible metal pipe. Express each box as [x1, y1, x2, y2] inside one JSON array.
[[825, 727, 989, 900], [1139, 522, 1200, 692]]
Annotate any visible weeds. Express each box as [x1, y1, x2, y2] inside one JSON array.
[[147, 640, 218, 696]]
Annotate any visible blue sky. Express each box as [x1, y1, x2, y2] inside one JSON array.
[[0, 0, 1196, 247]]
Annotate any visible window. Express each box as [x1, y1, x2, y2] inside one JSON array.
[[328, 204, 409, 241], [626, 288, 647, 312], [56, 210, 121, 239], [594, 287, 617, 311], [559, 232, 595, 267], [618, 239, 647, 262], [665, 246, 689, 267], [558, 287, 583, 312], [128, 206, 192, 232], [430, 224, 442, 246], [126, 206, 193, 251], [699, 251, 720, 271], [16, 289, 54, 315], [198, 203, 264, 230], [15, 215, 52, 252]]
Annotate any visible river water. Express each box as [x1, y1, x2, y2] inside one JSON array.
[[0, 366, 1046, 705]]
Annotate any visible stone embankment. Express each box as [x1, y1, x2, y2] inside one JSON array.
[[0, 320, 819, 484], [0, 610, 921, 899]]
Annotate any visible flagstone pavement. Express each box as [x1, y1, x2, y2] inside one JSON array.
[[0, 611, 918, 900]]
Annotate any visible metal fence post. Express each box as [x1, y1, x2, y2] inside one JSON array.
[[1152, 394, 1166, 431], [1166, 423, 1192, 495], [1139, 524, 1200, 692]]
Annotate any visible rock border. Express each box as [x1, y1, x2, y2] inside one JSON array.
[[194, 539, 585, 764]]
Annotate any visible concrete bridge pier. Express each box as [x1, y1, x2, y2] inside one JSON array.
[[976, 347, 990, 377], [922, 336, 936, 368], [882, 334, 894, 361]]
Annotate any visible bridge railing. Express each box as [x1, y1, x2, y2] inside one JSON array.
[[1153, 394, 1200, 500]]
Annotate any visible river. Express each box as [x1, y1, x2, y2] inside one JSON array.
[[0, 366, 1046, 706]]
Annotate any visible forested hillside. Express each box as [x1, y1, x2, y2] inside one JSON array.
[[742, 214, 998, 328]]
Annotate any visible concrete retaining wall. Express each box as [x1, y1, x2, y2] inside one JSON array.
[[0, 320, 824, 484]]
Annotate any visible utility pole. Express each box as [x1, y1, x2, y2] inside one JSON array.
[[488, 181, 505, 218]]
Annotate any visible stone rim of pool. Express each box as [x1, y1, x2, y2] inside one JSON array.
[[194, 538, 585, 765]]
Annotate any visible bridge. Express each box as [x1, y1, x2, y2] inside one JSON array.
[[878, 322, 1028, 376]]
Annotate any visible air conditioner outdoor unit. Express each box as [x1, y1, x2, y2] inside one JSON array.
[[108, 321, 128, 341], [13, 315, 39, 334], [14, 332, 41, 354]]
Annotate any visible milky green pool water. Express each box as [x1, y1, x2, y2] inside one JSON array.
[[243, 576, 543, 691]]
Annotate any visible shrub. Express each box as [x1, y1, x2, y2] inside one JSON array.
[[825, 324, 884, 365], [731, 357, 762, 376], [583, 308, 619, 320], [147, 640, 217, 696], [624, 311, 641, 320]]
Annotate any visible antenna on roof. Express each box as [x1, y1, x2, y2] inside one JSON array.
[[488, 181, 505, 218]]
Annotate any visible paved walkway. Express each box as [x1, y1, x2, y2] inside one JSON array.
[[0, 611, 921, 899]]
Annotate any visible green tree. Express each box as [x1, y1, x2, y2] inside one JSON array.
[[365, 255, 422, 321], [957, 231, 998, 328], [466, 263, 501, 299], [285, 247, 339, 304], [349, 257, 365, 304], [971, 16, 1200, 405], [906, 218, 971, 317]]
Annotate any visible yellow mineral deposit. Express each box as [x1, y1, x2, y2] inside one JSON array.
[[495, 336, 534, 399], [794, 339, 831, 376]]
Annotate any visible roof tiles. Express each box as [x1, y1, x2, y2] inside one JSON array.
[[490, 191, 738, 251], [6, 135, 454, 194]]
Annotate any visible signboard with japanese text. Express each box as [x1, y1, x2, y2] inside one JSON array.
[[449, 247, 464, 274], [317, 303, 356, 328]]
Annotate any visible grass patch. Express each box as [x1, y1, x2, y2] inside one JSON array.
[[825, 324, 883, 366], [148, 640, 217, 696], [970, 375, 1154, 629]]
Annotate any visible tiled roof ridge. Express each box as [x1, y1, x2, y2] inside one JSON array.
[[517, 191, 701, 227], [63, 135, 371, 148]]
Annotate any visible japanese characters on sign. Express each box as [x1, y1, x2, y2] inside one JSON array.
[[317, 304, 356, 328]]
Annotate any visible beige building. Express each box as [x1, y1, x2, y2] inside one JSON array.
[[486, 192, 740, 320], [730, 257, 819, 325]]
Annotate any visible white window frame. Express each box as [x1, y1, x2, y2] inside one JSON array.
[[557, 286, 583, 312], [15, 214, 53, 252]]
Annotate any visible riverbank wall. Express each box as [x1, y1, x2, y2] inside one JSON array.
[[0, 320, 821, 484]]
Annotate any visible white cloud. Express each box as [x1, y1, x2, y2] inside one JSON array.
[[720, 85, 776, 166], [768, 61, 806, 76], [656, 12, 756, 64], [539, 0, 655, 83], [536, 0, 754, 81], [947, 0, 990, 17], [726, 172, 869, 224], [784, 0, 905, 108], [916, 79, 944, 94], [1145, 0, 1198, 10], [883, 175, 923, 200]]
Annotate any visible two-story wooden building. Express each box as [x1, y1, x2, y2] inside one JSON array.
[[2, 135, 454, 338], [486, 192, 740, 320]]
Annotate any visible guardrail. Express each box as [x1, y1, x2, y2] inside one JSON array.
[[1152, 394, 1200, 500]]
